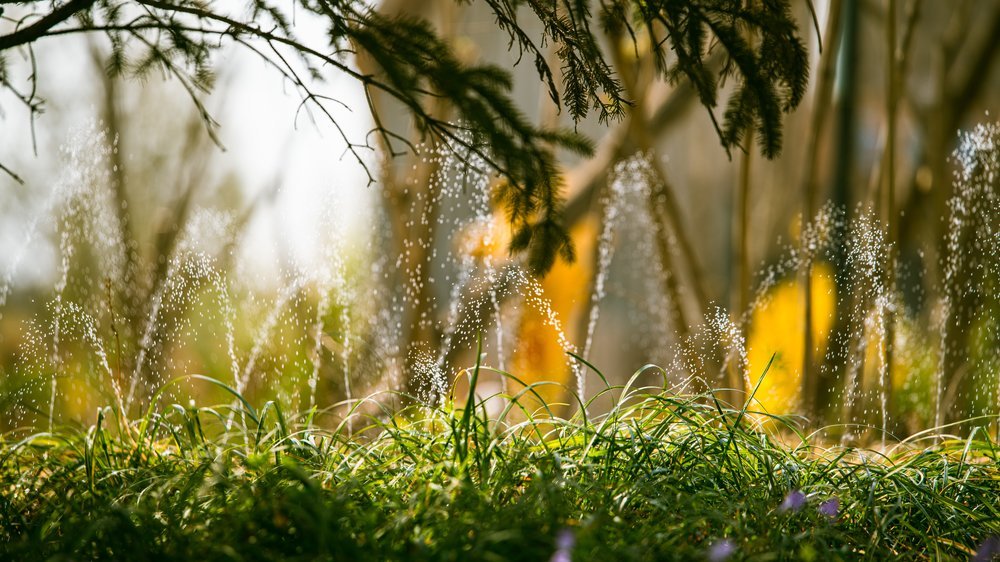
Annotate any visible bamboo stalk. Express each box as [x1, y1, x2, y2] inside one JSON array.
[[731, 136, 751, 398], [736, 145, 751, 323], [801, 0, 843, 423], [882, 0, 898, 438], [726, 0, 757, 401]]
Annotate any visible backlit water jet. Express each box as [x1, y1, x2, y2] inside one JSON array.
[[2, 119, 998, 439], [936, 119, 1000, 428]]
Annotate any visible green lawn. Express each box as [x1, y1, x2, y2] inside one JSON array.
[[2, 365, 998, 561]]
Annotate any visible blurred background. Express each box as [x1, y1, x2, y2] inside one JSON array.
[[1, 0, 998, 437]]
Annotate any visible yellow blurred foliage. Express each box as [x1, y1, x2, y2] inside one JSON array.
[[60, 376, 101, 424], [507, 217, 597, 410], [465, 191, 842, 419], [746, 263, 836, 414], [456, 177, 598, 411]]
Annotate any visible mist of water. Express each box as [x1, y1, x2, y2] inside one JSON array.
[[3, 120, 998, 437]]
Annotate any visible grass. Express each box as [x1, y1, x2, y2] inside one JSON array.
[[1, 356, 998, 561]]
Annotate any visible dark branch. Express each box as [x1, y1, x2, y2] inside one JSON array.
[[0, 0, 98, 51]]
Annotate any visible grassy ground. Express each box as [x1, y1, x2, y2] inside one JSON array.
[[1, 362, 998, 561]]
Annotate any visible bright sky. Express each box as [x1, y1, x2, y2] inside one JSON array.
[[0, 3, 376, 290]]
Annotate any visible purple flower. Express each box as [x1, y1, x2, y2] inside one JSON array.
[[818, 498, 840, 519], [779, 490, 807, 513], [550, 528, 575, 562], [973, 536, 1000, 562], [551, 550, 571, 562], [707, 538, 736, 562]]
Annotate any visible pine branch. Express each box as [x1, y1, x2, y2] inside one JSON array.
[[607, 0, 809, 158], [0, 0, 810, 273], [0, 0, 98, 51]]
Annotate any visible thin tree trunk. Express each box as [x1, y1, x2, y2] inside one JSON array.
[[357, 0, 459, 401], [823, 0, 859, 428], [801, 0, 843, 423], [882, 0, 898, 438]]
